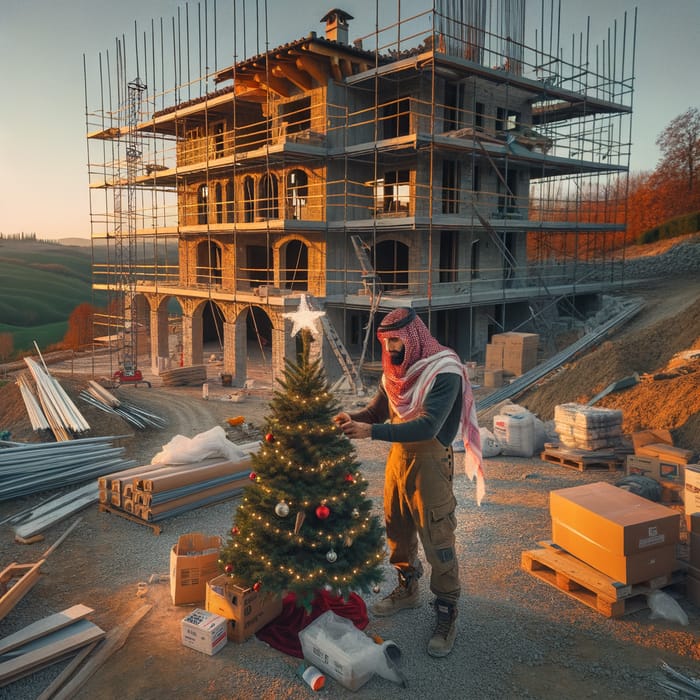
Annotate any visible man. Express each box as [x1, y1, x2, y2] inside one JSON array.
[[334, 307, 484, 657]]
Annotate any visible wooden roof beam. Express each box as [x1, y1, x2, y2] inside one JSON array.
[[272, 63, 313, 91], [253, 72, 292, 97], [295, 55, 330, 86], [329, 56, 343, 82]]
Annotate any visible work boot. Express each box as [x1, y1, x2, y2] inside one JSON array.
[[427, 599, 457, 657], [371, 562, 423, 617]]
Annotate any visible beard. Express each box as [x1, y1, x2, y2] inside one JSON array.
[[389, 348, 405, 365]]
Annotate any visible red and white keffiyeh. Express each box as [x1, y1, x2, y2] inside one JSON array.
[[377, 308, 486, 505]]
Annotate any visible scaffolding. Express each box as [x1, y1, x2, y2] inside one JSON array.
[[83, 0, 636, 386]]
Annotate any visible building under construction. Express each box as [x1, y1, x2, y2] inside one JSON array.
[[84, 0, 636, 390]]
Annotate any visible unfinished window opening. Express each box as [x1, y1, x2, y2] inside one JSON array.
[[501, 231, 516, 282], [213, 122, 225, 157], [197, 184, 209, 224], [245, 245, 273, 288], [444, 82, 465, 131], [382, 98, 410, 139], [282, 239, 309, 291], [280, 97, 311, 135], [243, 176, 255, 223], [497, 170, 519, 215], [259, 174, 279, 220], [374, 239, 408, 292], [496, 107, 520, 132], [286, 170, 308, 219], [375, 170, 410, 216], [226, 180, 235, 223], [473, 164, 481, 193], [196, 240, 222, 285], [215, 182, 223, 223], [470, 239, 481, 279], [474, 101, 485, 131], [442, 160, 461, 214], [439, 230, 458, 282]]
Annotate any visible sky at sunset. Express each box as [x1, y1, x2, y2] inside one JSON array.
[[1, 0, 697, 240]]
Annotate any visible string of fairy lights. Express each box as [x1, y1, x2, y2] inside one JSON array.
[[219, 295, 384, 590]]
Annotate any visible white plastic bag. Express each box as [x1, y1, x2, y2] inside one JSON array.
[[151, 425, 247, 464], [647, 590, 689, 626]]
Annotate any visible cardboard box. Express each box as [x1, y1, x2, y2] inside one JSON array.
[[170, 533, 222, 605], [551, 519, 678, 584], [550, 482, 681, 584], [502, 346, 538, 375], [205, 574, 283, 643], [625, 454, 660, 479], [491, 331, 539, 348], [685, 465, 700, 521], [636, 443, 694, 465], [181, 608, 227, 656], [484, 343, 504, 370], [631, 429, 673, 452], [483, 369, 503, 387]]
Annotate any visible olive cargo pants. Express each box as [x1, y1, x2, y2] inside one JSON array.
[[383, 437, 460, 604]]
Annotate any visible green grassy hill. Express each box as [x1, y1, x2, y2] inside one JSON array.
[[0, 238, 107, 354]]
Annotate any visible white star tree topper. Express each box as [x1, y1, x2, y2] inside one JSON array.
[[283, 294, 325, 337]]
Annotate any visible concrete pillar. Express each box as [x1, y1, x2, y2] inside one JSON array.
[[150, 306, 170, 373]]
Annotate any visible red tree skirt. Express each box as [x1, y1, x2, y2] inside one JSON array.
[[255, 589, 368, 658]]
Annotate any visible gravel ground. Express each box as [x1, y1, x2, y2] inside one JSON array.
[[0, 379, 697, 700]]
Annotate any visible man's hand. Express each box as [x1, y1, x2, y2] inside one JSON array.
[[333, 412, 372, 439]]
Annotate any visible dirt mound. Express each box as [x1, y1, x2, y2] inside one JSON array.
[[519, 290, 700, 454]]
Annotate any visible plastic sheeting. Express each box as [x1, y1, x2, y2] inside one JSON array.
[[151, 426, 247, 465]]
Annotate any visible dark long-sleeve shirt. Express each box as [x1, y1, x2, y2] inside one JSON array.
[[349, 373, 462, 447]]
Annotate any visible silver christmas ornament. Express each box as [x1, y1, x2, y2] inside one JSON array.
[[275, 501, 290, 517], [326, 548, 338, 563], [351, 508, 360, 518]]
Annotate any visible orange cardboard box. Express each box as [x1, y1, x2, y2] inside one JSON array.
[[636, 443, 694, 465], [170, 533, 222, 605], [550, 482, 680, 584], [206, 574, 283, 643], [631, 429, 673, 452]]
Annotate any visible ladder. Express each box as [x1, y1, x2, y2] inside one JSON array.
[[351, 235, 383, 293], [305, 295, 363, 394], [350, 235, 383, 378], [319, 314, 363, 394]]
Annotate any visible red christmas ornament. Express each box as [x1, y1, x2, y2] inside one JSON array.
[[315, 504, 331, 520], [231, 526, 240, 536], [253, 581, 262, 592], [224, 563, 233, 574], [345, 473, 355, 483], [265, 432, 275, 443], [249, 472, 257, 481]]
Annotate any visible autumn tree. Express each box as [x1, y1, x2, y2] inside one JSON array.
[[655, 107, 700, 215], [63, 302, 97, 350]]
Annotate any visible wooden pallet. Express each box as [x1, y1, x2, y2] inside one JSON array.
[[540, 446, 621, 472], [521, 543, 685, 617], [98, 504, 162, 535]]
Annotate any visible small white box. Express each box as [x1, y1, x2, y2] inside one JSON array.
[[181, 608, 228, 656]]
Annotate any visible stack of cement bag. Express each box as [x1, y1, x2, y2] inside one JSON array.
[[554, 403, 623, 451]]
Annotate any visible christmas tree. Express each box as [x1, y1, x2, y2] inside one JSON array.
[[219, 301, 385, 610]]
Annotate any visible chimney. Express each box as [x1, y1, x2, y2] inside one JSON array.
[[320, 9, 354, 45]]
